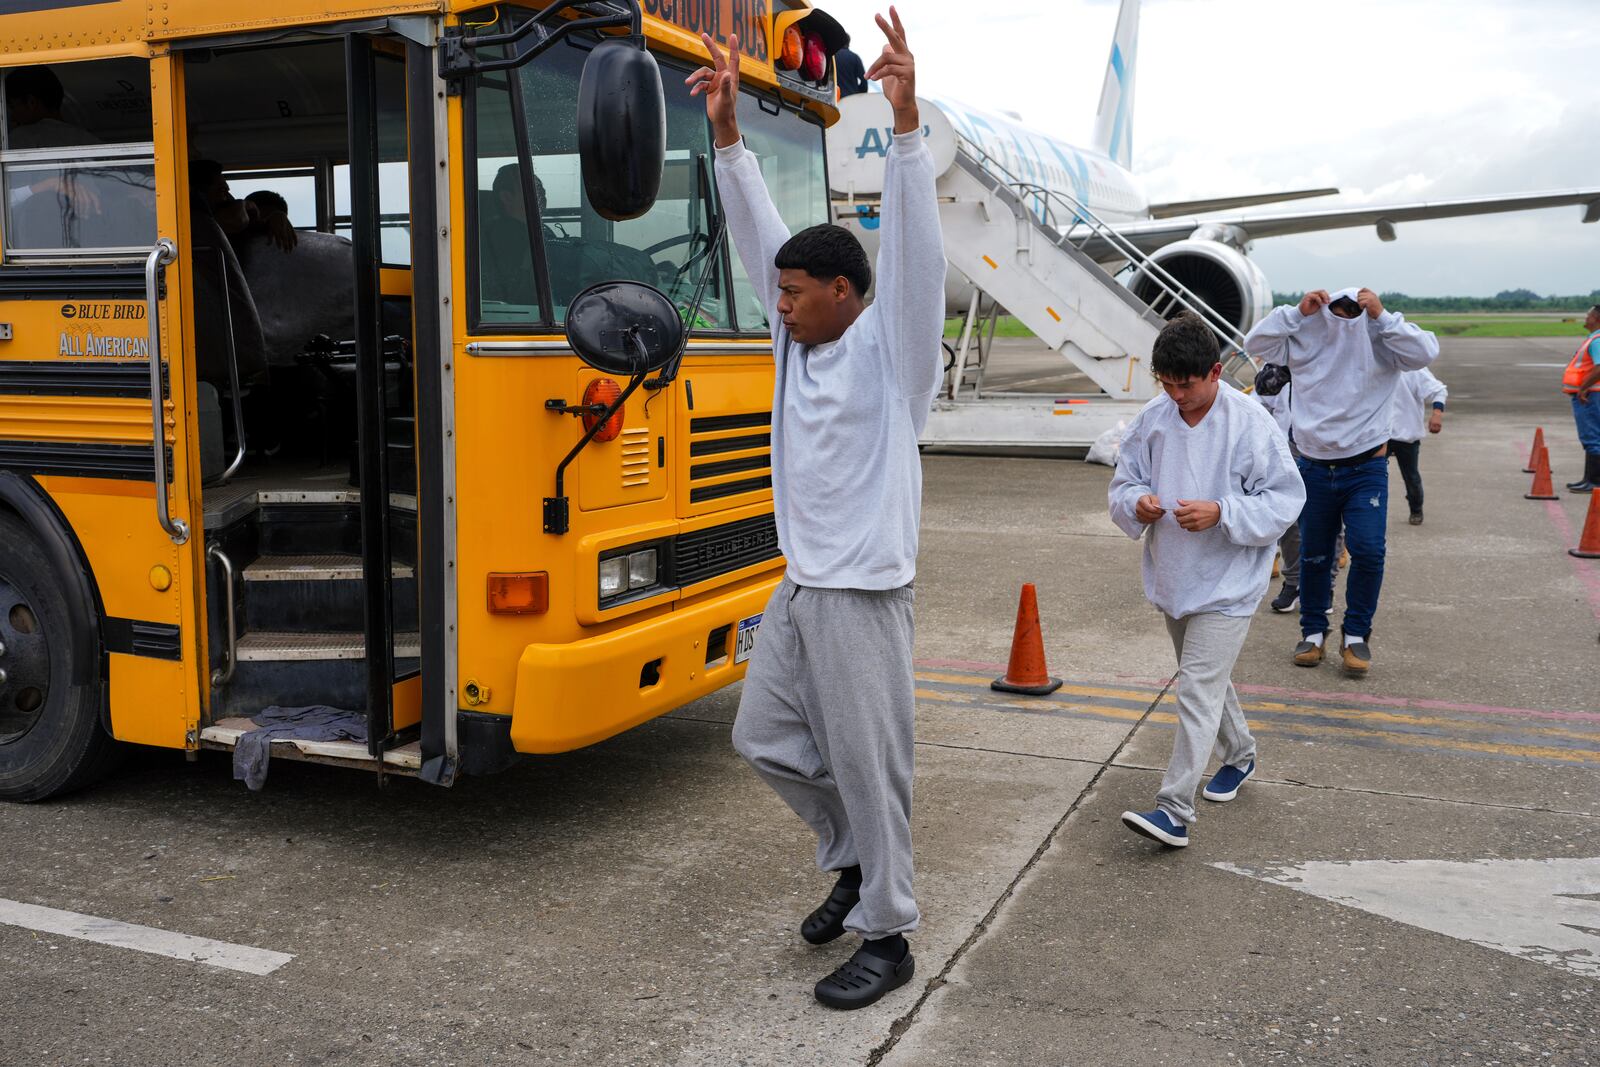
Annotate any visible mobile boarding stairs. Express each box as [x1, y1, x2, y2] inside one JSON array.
[[853, 138, 1257, 453]]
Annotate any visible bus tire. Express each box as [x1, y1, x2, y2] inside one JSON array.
[[0, 512, 116, 801]]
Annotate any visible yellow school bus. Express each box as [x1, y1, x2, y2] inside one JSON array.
[[0, 0, 844, 799]]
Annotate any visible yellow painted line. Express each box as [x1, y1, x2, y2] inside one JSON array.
[[1239, 716, 1600, 766], [921, 670, 1600, 745], [917, 672, 1162, 705], [914, 688, 1600, 765], [1046, 306, 1062, 322], [1159, 693, 1600, 745], [981, 254, 998, 270], [917, 687, 1144, 721], [917, 691, 1600, 765]]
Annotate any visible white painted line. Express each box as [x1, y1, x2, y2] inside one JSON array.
[[0, 898, 294, 975], [1214, 856, 1600, 980]]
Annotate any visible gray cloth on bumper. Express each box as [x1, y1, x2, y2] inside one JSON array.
[[233, 705, 367, 791]]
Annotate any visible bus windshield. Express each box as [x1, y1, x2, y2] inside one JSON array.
[[470, 34, 828, 335]]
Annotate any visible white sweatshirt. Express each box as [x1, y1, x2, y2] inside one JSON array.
[[713, 131, 945, 589], [1109, 383, 1307, 618], [1255, 381, 1293, 438], [1388, 367, 1448, 443], [1242, 289, 1439, 461]]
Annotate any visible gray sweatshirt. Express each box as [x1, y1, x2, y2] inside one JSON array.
[[1242, 289, 1439, 461], [1108, 383, 1306, 618], [1388, 367, 1448, 443], [714, 131, 944, 589]]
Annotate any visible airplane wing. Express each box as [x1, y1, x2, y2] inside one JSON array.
[[1145, 187, 1339, 219], [1100, 187, 1600, 257]]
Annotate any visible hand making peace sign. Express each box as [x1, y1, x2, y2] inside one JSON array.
[[688, 9, 920, 142], [865, 6, 918, 132], [686, 32, 743, 148]]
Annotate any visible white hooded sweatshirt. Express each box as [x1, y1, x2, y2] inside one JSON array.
[[1388, 367, 1448, 443], [1242, 288, 1439, 461]]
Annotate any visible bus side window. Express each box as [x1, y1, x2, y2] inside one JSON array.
[[0, 58, 156, 260]]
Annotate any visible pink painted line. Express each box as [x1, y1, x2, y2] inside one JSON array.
[[920, 660, 1600, 724], [1229, 681, 1600, 725], [1544, 497, 1600, 622], [1510, 440, 1600, 624], [916, 657, 1173, 688]]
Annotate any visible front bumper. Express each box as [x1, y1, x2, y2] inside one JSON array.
[[508, 572, 780, 753]]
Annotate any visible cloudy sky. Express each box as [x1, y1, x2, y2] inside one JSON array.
[[819, 0, 1599, 297]]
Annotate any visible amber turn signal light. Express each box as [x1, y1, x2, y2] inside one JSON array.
[[487, 571, 549, 615], [778, 26, 803, 71], [583, 377, 624, 442]]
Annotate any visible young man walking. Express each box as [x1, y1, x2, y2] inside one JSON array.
[[1244, 287, 1438, 676], [688, 8, 944, 1009], [1388, 366, 1448, 524], [1109, 313, 1305, 848]]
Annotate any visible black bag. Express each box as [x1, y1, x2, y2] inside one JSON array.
[[1254, 362, 1291, 396]]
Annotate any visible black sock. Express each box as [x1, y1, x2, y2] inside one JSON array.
[[862, 934, 908, 963], [834, 865, 862, 892]]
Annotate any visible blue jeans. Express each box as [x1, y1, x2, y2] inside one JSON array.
[[1572, 395, 1600, 456], [1296, 455, 1388, 640]]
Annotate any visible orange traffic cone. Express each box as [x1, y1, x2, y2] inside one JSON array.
[[1525, 445, 1559, 500], [992, 583, 1062, 696], [1571, 489, 1600, 559], [1524, 427, 1546, 473]]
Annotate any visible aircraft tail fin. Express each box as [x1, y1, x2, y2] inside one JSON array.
[[1091, 0, 1139, 170]]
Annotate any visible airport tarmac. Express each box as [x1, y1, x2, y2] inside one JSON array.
[[1, 335, 1597, 1066]]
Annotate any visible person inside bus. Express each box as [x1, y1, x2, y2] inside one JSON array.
[[188, 160, 267, 390], [4, 66, 95, 150], [689, 8, 944, 1011], [234, 188, 359, 369], [479, 162, 550, 308], [241, 189, 298, 253], [3, 66, 110, 226]]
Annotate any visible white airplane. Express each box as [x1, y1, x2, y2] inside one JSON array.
[[827, 0, 1600, 332]]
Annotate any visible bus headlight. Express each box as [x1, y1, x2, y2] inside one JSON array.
[[599, 557, 628, 599], [626, 549, 657, 590], [599, 546, 663, 604]]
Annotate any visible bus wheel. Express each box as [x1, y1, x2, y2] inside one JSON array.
[[0, 513, 116, 802]]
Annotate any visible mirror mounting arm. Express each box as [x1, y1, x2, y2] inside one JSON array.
[[440, 0, 643, 80], [543, 331, 651, 536]]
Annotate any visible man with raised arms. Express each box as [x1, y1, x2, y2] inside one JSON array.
[[686, 7, 944, 1010]]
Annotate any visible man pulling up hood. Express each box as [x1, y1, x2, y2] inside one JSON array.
[[1243, 286, 1438, 461]]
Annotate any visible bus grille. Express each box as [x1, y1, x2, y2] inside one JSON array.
[[675, 513, 781, 588], [688, 411, 772, 504]]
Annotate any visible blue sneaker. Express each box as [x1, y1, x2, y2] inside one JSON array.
[[1203, 760, 1256, 803], [1120, 808, 1189, 847]]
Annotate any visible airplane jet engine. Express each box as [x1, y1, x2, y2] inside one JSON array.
[[1125, 238, 1273, 334]]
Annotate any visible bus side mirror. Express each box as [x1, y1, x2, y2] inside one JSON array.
[[577, 39, 666, 222], [565, 281, 683, 376]]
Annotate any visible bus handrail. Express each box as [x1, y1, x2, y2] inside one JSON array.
[[207, 543, 236, 687], [951, 134, 1252, 354], [144, 237, 188, 545], [210, 246, 246, 486]]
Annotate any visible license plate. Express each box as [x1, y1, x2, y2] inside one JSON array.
[[734, 613, 762, 664]]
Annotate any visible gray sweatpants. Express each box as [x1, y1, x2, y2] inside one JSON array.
[[732, 575, 919, 940], [1156, 612, 1258, 826]]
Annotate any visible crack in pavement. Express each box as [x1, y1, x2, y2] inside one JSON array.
[[864, 679, 1174, 1066]]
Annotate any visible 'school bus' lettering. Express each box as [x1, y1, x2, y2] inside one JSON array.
[[642, 0, 769, 61]]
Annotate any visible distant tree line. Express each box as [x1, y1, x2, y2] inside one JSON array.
[[1271, 290, 1600, 313]]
